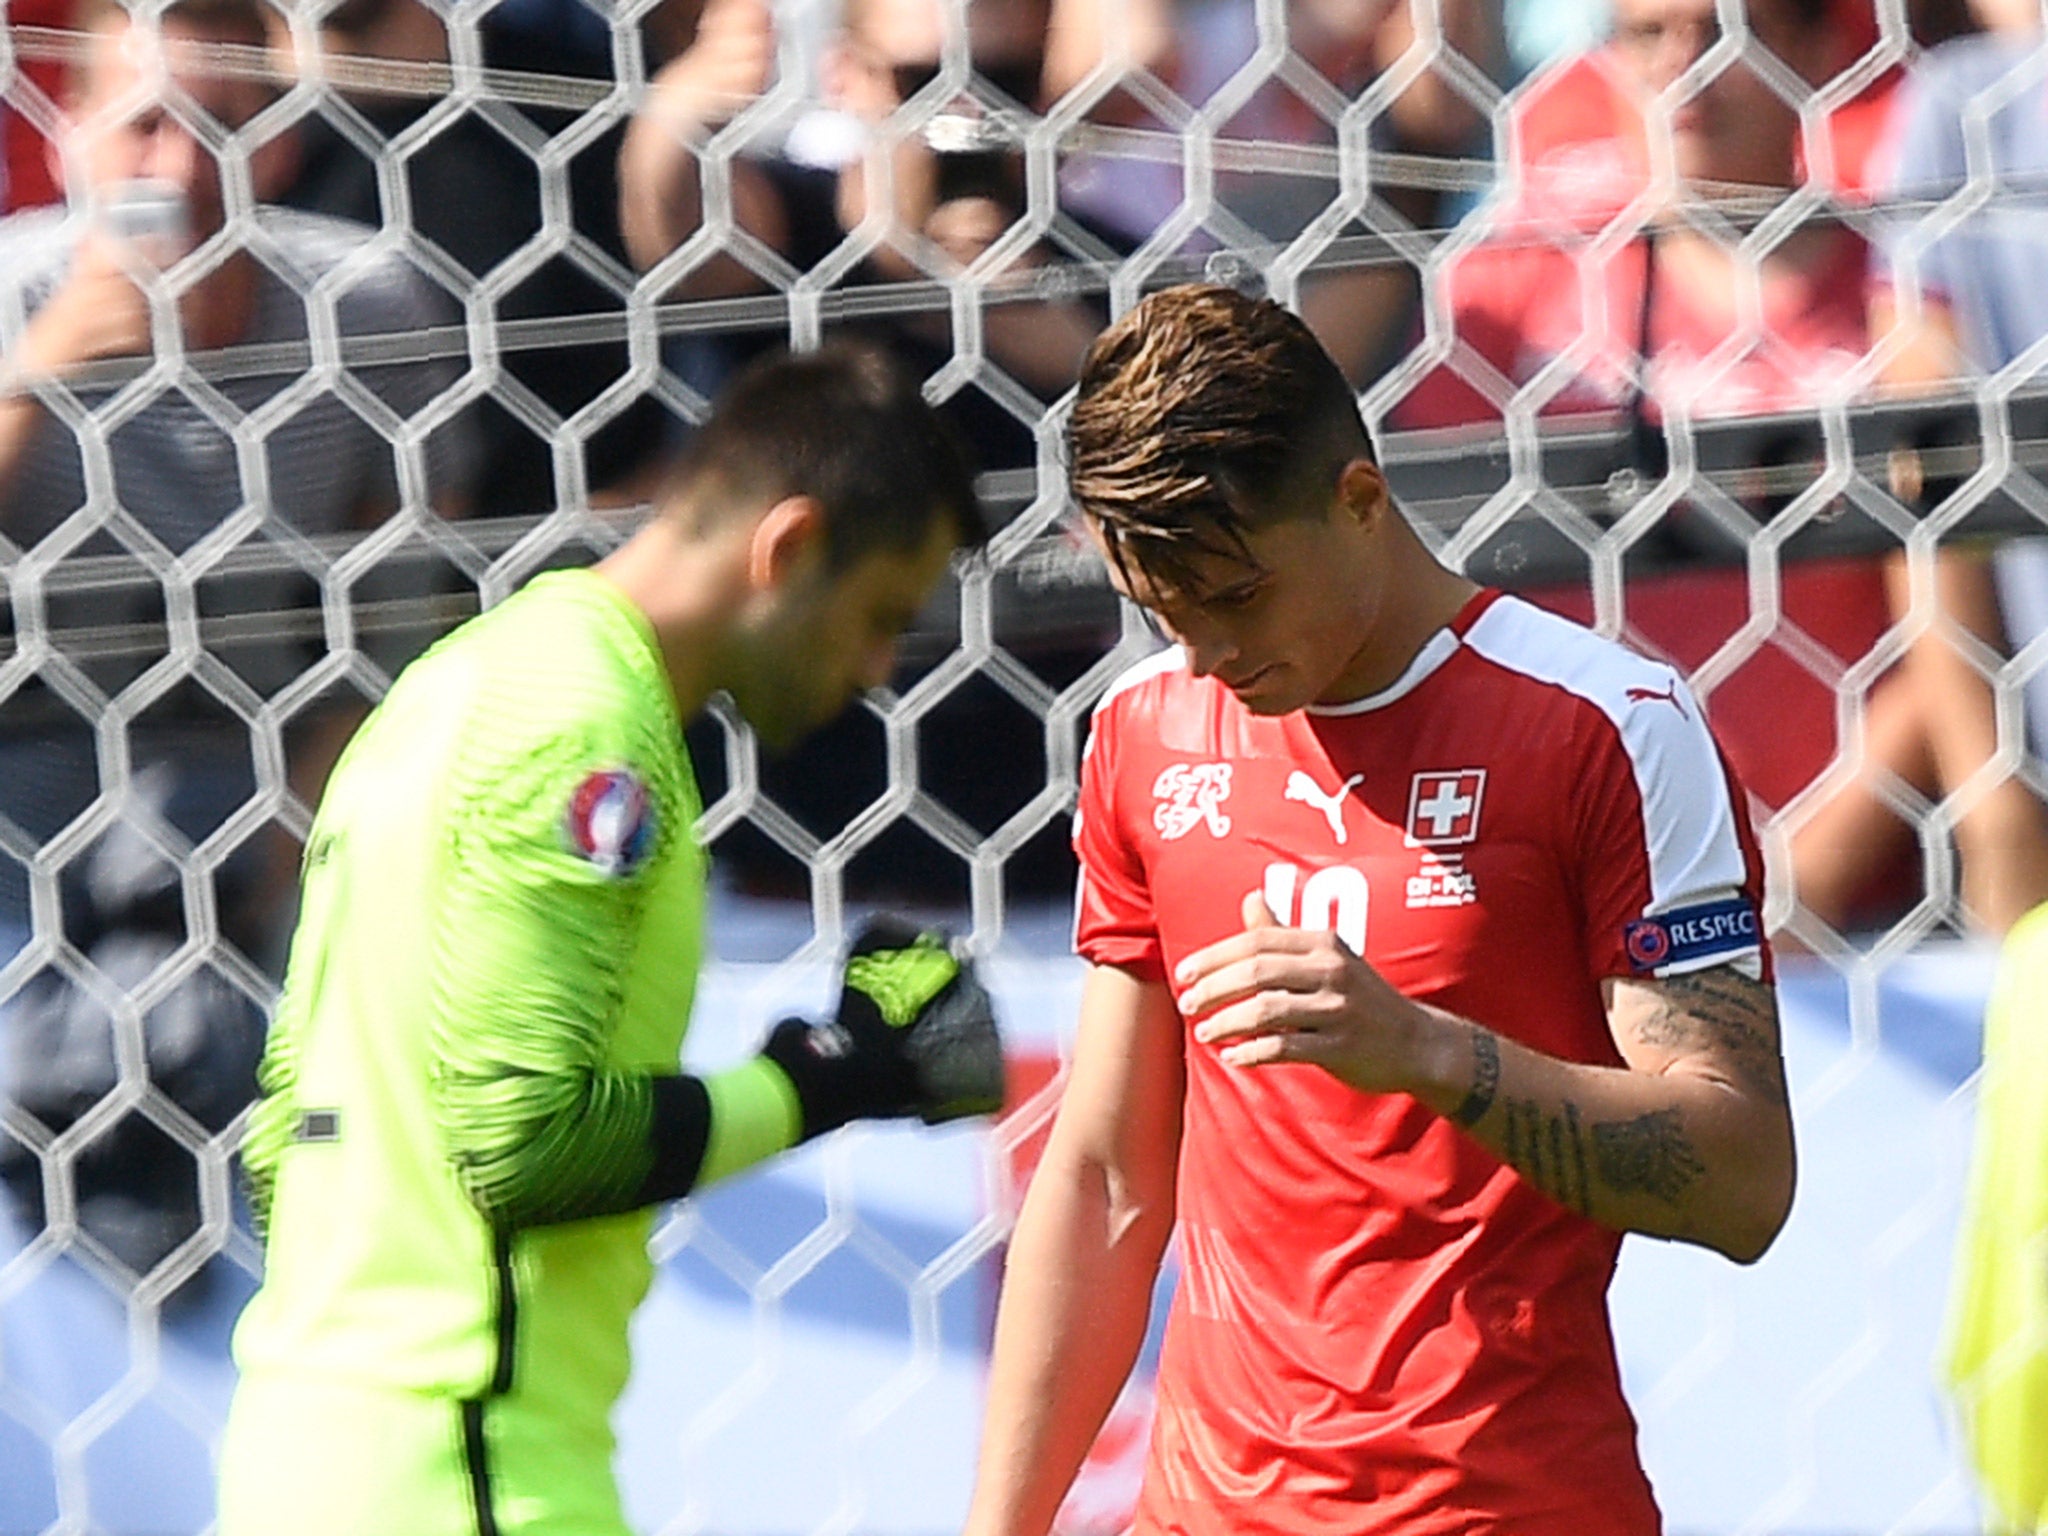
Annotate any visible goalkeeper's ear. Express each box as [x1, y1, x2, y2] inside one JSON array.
[[746, 495, 827, 596]]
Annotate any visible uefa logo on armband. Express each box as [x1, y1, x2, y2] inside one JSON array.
[[1624, 920, 1673, 970], [1623, 897, 1759, 974], [565, 767, 658, 877]]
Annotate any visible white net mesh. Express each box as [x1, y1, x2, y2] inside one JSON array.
[[0, 0, 2043, 1530]]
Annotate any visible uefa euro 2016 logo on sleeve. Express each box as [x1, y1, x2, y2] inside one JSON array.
[[1624, 897, 1759, 973], [565, 767, 658, 876]]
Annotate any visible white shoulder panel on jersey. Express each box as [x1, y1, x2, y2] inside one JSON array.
[[1091, 644, 1188, 720], [1076, 644, 1185, 832], [1081, 644, 1185, 769], [1460, 596, 1751, 916], [1073, 646, 1185, 957]]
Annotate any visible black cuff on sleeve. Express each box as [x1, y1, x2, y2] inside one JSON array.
[[636, 1074, 714, 1205]]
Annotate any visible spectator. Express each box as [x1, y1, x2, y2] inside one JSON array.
[[0, 0, 474, 1279], [1374, 0, 2048, 939], [1054, 0, 1501, 386], [1392, 0, 1971, 936], [1869, 25, 2048, 425], [1401, 0, 1867, 431], [618, 0, 1110, 908], [1497, 0, 1976, 217], [1788, 26, 2048, 936], [618, 0, 1101, 478], [275, 0, 667, 514]]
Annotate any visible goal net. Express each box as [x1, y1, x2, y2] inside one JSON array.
[[0, 0, 2039, 1530]]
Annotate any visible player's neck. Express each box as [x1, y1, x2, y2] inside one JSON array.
[[1318, 555, 1479, 707], [593, 520, 739, 721]]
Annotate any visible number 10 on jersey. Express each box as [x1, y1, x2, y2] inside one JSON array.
[[1262, 862, 1369, 955]]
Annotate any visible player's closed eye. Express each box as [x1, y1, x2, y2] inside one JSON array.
[[1204, 579, 1266, 612]]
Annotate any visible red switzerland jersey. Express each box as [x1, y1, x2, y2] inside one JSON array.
[[1072, 590, 1770, 1536]]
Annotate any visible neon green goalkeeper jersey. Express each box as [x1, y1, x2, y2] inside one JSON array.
[[233, 569, 708, 1431]]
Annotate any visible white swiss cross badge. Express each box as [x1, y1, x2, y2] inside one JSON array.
[[1405, 769, 1486, 847]]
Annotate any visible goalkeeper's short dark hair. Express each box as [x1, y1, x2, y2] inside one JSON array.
[[667, 342, 988, 572]]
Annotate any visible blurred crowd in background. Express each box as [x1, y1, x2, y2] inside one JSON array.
[[3, 0, 2048, 1297]]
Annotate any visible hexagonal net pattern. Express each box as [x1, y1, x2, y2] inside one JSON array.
[[0, 0, 2042, 1531]]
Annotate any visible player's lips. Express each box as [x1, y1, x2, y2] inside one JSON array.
[[1220, 664, 1276, 694]]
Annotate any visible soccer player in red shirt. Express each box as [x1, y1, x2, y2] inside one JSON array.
[[963, 284, 1796, 1536]]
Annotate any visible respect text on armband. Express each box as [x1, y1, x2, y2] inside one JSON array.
[[1622, 897, 1760, 973]]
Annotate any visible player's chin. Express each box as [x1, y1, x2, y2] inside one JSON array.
[[761, 692, 861, 756], [751, 706, 821, 757], [1232, 673, 1311, 716], [1238, 691, 1305, 717]]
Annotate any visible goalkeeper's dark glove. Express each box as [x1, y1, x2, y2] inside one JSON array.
[[761, 917, 1005, 1141]]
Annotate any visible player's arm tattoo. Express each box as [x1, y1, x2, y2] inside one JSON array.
[[1451, 1030, 1501, 1127], [1590, 1109, 1706, 1203], [1500, 1099, 1707, 1211], [1499, 1097, 1592, 1215], [1621, 965, 1788, 1107]]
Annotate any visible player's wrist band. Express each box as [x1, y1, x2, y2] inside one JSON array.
[[1450, 1030, 1502, 1128], [637, 1061, 803, 1205]]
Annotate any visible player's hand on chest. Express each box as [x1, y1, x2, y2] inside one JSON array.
[[1168, 888, 1445, 1099]]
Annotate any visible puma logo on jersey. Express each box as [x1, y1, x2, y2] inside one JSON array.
[[1284, 770, 1364, 844], [1152, 762, 1234, 840], [1625, 681, 1688, 719]]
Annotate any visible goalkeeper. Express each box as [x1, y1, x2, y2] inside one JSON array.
[[216, 342, 1004, 1536]]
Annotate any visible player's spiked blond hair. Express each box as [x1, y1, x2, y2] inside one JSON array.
[[1067, 283, 1373, 597]]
